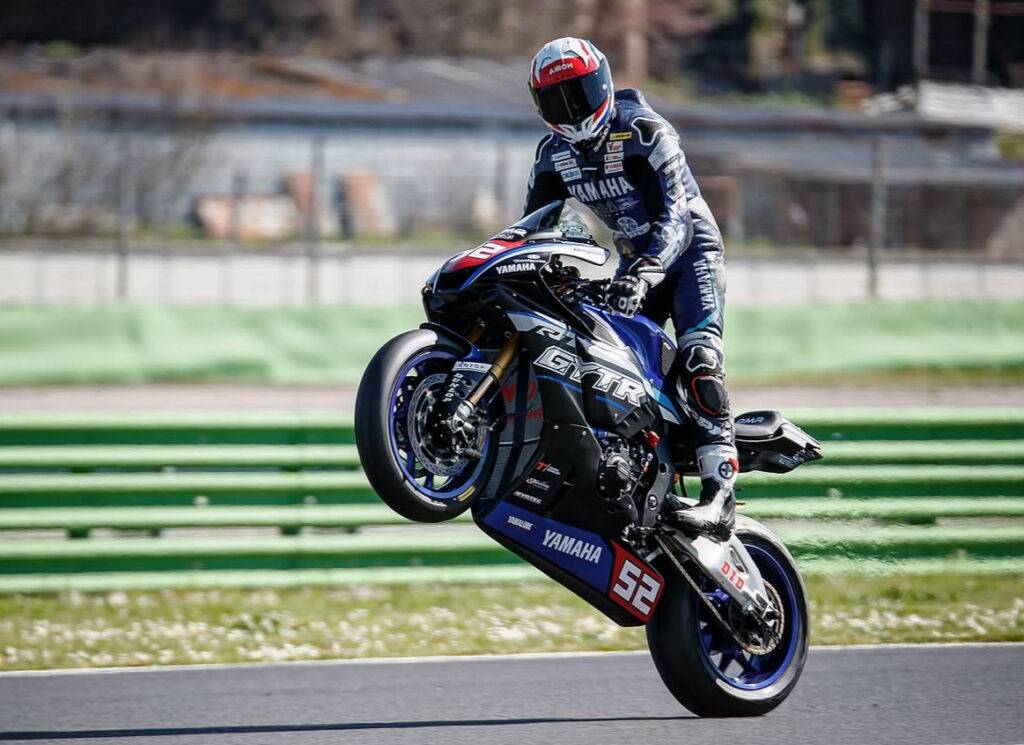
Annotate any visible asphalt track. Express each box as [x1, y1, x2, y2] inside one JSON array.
[[1, 645, 1022, 745]]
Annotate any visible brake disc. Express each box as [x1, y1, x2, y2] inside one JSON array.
[[407, 373, 469, 477]]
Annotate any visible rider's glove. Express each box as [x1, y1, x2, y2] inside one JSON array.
[[606, 257, 666, 317], [606, 275, 648, 316]]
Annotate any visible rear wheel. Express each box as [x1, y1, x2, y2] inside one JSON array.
[[646, 520, 809, 717], [355, 329, 497, 523]]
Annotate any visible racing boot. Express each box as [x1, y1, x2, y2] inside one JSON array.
[[667, 444, 738, 539]]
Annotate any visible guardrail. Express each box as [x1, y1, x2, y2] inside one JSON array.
[[0, 407, 1021, 593]]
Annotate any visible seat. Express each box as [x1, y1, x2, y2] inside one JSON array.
[[734, 410, 784, 441]]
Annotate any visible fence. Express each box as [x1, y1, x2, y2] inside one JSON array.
[[0, 407, 1021, 593], [3, 244, 1024, 307]]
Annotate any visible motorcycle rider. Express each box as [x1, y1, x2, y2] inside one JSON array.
[[523, 37, 737, 536]]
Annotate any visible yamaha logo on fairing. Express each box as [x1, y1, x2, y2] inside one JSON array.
[[534, 346, 645, 406], [495, 262, 537, 275], [542, 529, 603, 563]]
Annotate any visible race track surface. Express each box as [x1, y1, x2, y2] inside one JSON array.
[[1, 645, 1022, 745]]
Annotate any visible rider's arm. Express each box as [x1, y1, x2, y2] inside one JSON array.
[[625, 121, 694, 269], [523, 135, 569, 216]]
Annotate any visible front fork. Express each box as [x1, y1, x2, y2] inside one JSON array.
[[441, 334, 519, 457]]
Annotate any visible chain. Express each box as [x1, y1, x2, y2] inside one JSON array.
[[653, 534, 752, 651]]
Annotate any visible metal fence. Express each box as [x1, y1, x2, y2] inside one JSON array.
[[2, 243, 1023, 307]]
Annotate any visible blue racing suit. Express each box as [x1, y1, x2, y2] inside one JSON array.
[[523, 88, 733, 449]]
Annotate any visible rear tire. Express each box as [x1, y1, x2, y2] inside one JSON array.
[[355, 329, 495, 523], [646, 518, 809, 717]]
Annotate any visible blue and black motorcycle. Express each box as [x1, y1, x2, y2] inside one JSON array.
[[355, 200, 822, 717]]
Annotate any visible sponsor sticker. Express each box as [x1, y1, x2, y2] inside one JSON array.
[[453, 360, 491, 373], [512, 490, 543, 505], [494, 227, 528, 241], [554, 158, 577, 171], [484, 502, 612, 590], [604, 161, 623, 174], [606, 140, 624, 152], [552, 149, 573, 161], [560, 167, 582, 182], [495, 262, 538, 275], [534, 461, 562, 477], [604, 151, 623, 162], [609, 131, 632, 141], [565, 176, 635, 203], [506, 514, 534, 531], [649, 138, 678, 170]]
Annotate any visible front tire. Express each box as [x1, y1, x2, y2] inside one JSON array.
[[355, 329, 496, 523], [646, 517, 809, 717]]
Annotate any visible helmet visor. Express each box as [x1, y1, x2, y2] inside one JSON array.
[[531, 60, 611, 125]]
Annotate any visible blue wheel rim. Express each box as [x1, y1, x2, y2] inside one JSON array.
[[695, 544, 801, 691], [387, 349, 491, 501]]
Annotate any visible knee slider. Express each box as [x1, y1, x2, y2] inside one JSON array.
[[678, 342, 731, 417], [691, 375, 730, 417]]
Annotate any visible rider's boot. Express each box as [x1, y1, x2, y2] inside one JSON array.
[[666, 444, 738, 539]]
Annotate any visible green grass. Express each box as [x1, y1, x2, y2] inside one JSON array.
[[1, 574, 1020, 671]]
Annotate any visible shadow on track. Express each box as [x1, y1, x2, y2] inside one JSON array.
[[0, 715, 697, 740]]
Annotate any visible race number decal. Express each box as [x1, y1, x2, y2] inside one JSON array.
[[446, 239, 526, 271], [608, 542, 664, 622]]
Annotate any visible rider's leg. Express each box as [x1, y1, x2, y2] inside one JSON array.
[[664, 199, 738, 536]]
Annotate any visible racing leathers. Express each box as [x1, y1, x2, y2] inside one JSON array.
[[523, 88, 737, 534]]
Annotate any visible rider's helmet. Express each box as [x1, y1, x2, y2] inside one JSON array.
[[529, 37, 614, 146]]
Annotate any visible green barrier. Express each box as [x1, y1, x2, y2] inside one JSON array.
[[0, 504, 434, 532], [1, 557, 1021, 594], [2, 407, 1023, 447], [0, 412, 355, 446], [816, 440, 1024, 465], [741, 497, 1024, 521], [0, 532, 518, 574], [0, 471, 376, 508], [1, 465, 1022, 509], [0, 444, 361, 472], [1, 525, 1020, 576], [0, 565, 545, 594], [2, 497, 1023, 535], [784, 408, 1024, 442], [777, 525, 1024, 561], [1, 464, 1021, 509], [738, 465, 1024, 498], [2, 440, 1021, 474]]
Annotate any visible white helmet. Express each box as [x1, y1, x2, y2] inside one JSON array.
[[529, 37, 614, 145]]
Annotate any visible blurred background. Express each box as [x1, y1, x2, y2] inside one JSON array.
[[0, 1, 1021, 670]]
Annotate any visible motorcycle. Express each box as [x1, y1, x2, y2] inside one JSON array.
[[355, 200, 822, 717]]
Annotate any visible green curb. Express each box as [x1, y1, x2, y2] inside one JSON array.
[[0, 444, 361, 472], [0, 471, 376, 507]]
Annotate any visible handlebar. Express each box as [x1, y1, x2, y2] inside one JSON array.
[[557, 277, 612, 311]]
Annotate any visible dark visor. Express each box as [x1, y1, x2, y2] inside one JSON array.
[[531, 60, 611, 125]]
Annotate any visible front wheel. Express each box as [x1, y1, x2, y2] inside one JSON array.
[[646, 517, 809, 717], [355, 329, 497, 523]]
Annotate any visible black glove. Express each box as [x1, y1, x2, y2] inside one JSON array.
[[606, 274, 648, 317], [606, 257, 665, 317]]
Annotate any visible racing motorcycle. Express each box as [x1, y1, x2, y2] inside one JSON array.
[[355, 200, 822, 717]]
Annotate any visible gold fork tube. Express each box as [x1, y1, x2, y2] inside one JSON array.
[[466, 334, 519, 406]]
